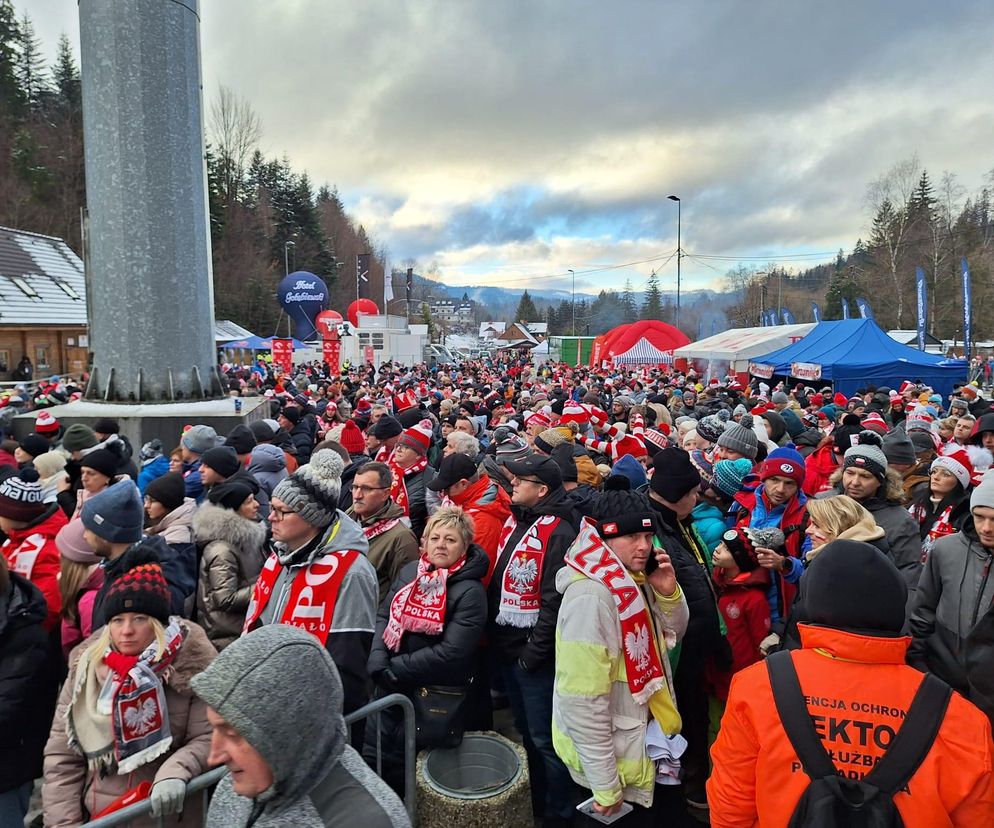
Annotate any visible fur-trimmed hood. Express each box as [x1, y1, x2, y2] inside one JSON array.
[[193, 501, 268, 552]]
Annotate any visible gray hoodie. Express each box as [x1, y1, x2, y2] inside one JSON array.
[[256, 511, 378, 716], [247, 443, 289, 519], [192, 625, 409, 828]]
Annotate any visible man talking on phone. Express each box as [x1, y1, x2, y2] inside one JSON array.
[[553, 488, 690, 825]]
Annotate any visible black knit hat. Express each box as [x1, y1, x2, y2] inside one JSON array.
[[649, 447, 702, 503], [593, 489, 656, 538], [549, 443, 578, 483], [18, 433, 50, 459], [145, 471, 186, 512], [225, 424, 257, 455], [101, 544, 172, 624], [208, 480, 255, 512], [802, 540, 906, 635], [370, 415, 403, 440], [80, 447, 119, 479], [201, 446, 241, 479], [280, 406, 301, 426], [92, 417, 120, 436], [833, 413, 864, 454]]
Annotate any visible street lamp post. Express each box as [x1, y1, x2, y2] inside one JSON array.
[[568, 269, 575, 336], [284, 240, 295, 277], [667, 195, 681, 331]]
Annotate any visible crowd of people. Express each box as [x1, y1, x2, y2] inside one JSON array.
[[2, 356, 994, 826]]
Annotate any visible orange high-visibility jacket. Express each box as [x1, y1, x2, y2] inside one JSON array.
[[707, 624, 994, 828]]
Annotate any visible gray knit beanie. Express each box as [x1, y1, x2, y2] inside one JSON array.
[[716, 413, 759, 460], [181, 424, 218, 455], [970, 472, 994, 513], [771, 390, 790, 405], [843, 431, 888, 483], [271, 449, 344, 528]]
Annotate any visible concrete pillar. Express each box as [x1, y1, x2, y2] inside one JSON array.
[[78, 0, 221, 402]]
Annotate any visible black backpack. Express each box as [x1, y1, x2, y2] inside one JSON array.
[[767, 650, 952, 827]]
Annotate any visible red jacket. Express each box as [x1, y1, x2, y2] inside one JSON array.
[[2, 505, 68, 631], [708, 568, 771, 701], [803, 441, 837, 497], [448, 473, 511, 585], [708, 624, 994, 827]]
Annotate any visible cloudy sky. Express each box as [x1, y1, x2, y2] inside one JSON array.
[[23, 0, 994, 296]]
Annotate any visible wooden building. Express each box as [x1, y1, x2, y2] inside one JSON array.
[[0, 226, 89, 380]]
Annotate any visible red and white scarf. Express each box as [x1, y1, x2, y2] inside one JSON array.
[[566, 519, 667, 704], [495, 514, 561, 627], [383, 554, 466, 651], [68, 619, 185, 774], [389, 454, 429, 519], [244, 532, 361, 645], [363, 516, 401, 540]]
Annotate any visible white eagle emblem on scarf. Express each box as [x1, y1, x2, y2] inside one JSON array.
[[123, 698, 159, 736], [507, 555, 539, 592], [417, 574, 445, 606], [624, 623, 651, 672]]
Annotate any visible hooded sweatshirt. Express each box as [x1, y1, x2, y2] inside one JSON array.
[[247, 443, 289, 519], [254, 512, 378, 716], [192, 625, 410, 828]]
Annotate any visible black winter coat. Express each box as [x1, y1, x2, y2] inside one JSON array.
[[338, 455, 372, 512], [401, 466, 433, 541], [486, 488, 581, 670], [289, 421, 314, 465], [0, 573, 60, 792], [367, 543, 489, 689], [648, 496, 730, 677]]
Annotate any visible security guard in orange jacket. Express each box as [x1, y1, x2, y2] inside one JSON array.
[[707, 540, 994, 828]]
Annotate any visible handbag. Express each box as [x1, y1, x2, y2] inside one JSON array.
[[412, 682, 470, 749]]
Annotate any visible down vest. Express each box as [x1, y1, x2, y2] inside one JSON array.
[[42, 621, 216, 828], [194, 503, 267, 650]]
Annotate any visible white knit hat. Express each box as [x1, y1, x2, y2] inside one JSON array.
[[931, 447, 973, 491]]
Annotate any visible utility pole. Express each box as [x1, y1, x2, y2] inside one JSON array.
[[668, 195, 681, 331], [568, 269, 575, 336]]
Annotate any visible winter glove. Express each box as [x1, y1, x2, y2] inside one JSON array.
[[150, 778, 187, 816], [759, 633, 781, 658]]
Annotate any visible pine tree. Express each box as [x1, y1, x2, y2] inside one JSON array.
[[514, 290, 539, 322], [15, 12, 47, 110], [621, 278, 638, 322], [51, 32, 80, 111], [642, 270, 663, 320], [0, 0, 24, 116]]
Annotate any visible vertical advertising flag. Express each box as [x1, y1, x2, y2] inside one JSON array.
[[356, 253, 371, 300], [855, 297, 874, 320], [811, 302, 822, 323], [962, 257, 973, 361], [781, 308, 796, 325], [915, 266, 927, 351], [322, 338, 341, 373], [270, 338, 293, 374], [841, 298, 851, 320]]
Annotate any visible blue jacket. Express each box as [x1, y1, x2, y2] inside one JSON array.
[[691, 502, 727, 554], [137, 454, 170, 497], [182, 458, 205, 504]]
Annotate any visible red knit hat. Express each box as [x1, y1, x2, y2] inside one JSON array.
[[860, 412, 889, 435], [611, 434, 648, 461], [809, 393, 824, 408], [833, 392, 848, 407], [339, 419, 366, 456], [931, 447, 974, 490], [525, 409, 554, 431], [34, 410, 59, 435], [102, 547, 172, 624], [559, 400, 590, 425], [397, 419, 433, 455]]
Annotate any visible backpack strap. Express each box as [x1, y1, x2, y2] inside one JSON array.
[[863, 673, 952, 795], [766, 651, 837, 780]]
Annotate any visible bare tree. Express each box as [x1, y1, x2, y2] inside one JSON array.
[[209, 85, 263, 203], [864, 154, 920, 326]]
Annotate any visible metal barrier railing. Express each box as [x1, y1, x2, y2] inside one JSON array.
[[79, 692, 417, 827]]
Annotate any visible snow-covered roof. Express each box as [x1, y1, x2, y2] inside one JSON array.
[[215, 320, 256, 342], [0, 226, 87, 325], [480, 321, 506, 337]]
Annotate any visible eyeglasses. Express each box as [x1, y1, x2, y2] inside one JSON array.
[[351, 484, 389, 494], [514, 477, 545, 486], [268, 506, 297, 520]]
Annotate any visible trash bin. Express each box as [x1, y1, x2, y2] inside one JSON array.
[[417, 732, 531, 826]]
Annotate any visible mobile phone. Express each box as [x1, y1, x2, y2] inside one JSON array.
[[645, 553, 659, 575], [576, 796, 633, 824]]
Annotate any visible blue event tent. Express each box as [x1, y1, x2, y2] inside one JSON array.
[[221, 335, 309, 350], [749, 319, 967, 398]]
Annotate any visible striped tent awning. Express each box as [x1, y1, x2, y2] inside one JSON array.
[[613, 338, 674, 365]]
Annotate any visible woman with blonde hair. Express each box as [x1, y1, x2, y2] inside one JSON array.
[[366, 506, 488, 791], [43, 549, 215, 826], [762, 495, 888, 655]]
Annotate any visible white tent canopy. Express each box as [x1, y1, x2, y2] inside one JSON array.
[[673, 324, 815, 373], [613, 338, 674, 365]]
